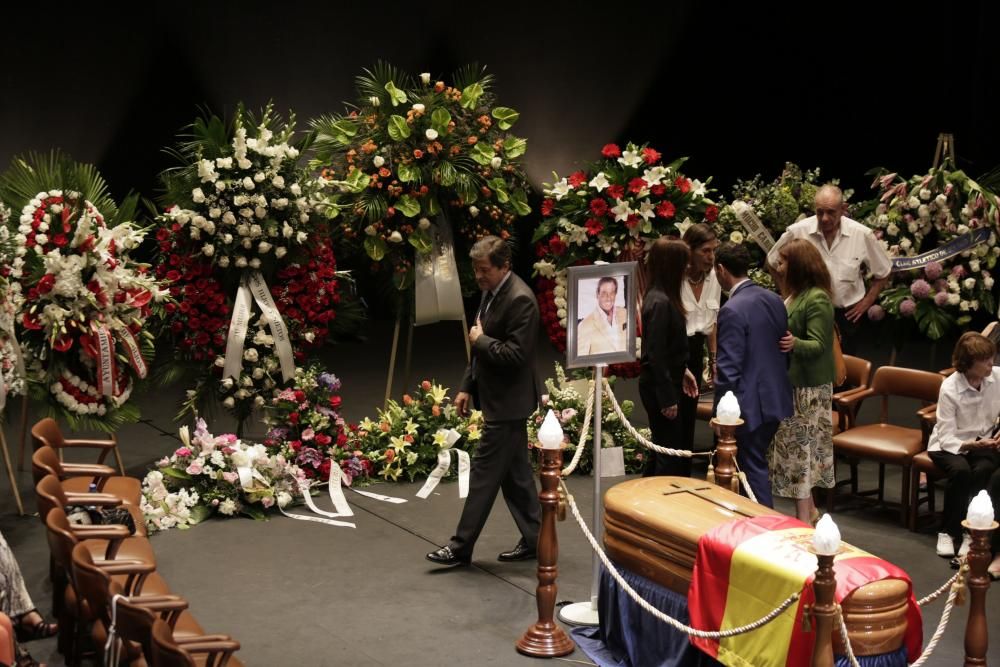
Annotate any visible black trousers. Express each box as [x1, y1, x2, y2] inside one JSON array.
[[678, 333, 706, 472], [640, 381, 689, 477], [929, 448, 1000, 551], [449, 419, 541, 558], [833, 306, 859, 356]]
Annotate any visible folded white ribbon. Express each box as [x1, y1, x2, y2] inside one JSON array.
[[414, 215, 465, 325], [416, 429, 470, 499], [222, 271, 296, 384], [95, 325, 116, 397]]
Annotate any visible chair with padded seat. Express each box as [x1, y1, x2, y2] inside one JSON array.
[[32, 444, 141, 505], [150, 617, 242, 667], [31, 417, 125, 476], [828, 365, 943, 525], [832, 355, 873, 434], [35, 472, 147, 537]]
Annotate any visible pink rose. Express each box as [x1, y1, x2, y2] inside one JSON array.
[[175, 447, 192, 457], [261, 496, 275, 508], [223, 471, 239, 484], [302, 427, 315, 441], [185, 461, 203, 475]]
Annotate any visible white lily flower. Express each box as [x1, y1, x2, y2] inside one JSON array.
[[588, 172, 610, 192], [618, 149, 643, 168], [611, 199, 631, 222], [549, 178, 571, 200]]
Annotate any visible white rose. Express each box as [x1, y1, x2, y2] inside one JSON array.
[[369, 96, 380, 107], [971, 300, 980, 311], [253, 172, 266, 183], [244, 348, 259, 363], [258, 241, 272, 254], [425, 128, 438, 140], [254, 206, 267, 219], [192, 188, 206, 203], [935, 194, 947, 207], [235, 389, 249, 400], [557, 308, 567, 319], [222, 211, 237, 226], [235, 256, 248, 268], [223, 397, 236, 408], [412, 103, 426, 113], [468, 206, 479, 218], [250, 224, 263, 237], [420, 72, 431, 85], [290, 184, 302, 196], [249, 258, 261, 269], [242, 238, 252, 249], [899, 237, 912, 251], [947, 293, 961, 306], [373, 155, 385, 168], [272, 175, 285, 188], [189, 227, 201, 240], [490, 157, 502, 169], [388, 231, 403, 243], [970, 259, 981, 272], [907, 222, 918, 234], [218, 256, 231, 268], [277, 492, 293, 508], [919, 188, 932, 201], [918, 205, 930, 219], [35, 234, 48, 245], [960, 300, 970, 312], [215, 157, 233, 169], [223, 233, 234, 244], [242, 177, 255, 190], [275, 247, 287, 259], [886, 223, 900, 236], [984, 276, 995, 289], [252, 367, 265, 380], [221, 378, 234, 390], [296, 231, 308, 244], [215, 356, 226, 368], [254, 396, 266, 407], [418, 217, 431, 230], [964, 277, 976, 290], [907, 196, 920, 209], [729, 231, 744, 244], [304, 331, 316, 342], [215, 180, 227, 192], [202, 244, 215, 256], [208, 207, 221, 219]]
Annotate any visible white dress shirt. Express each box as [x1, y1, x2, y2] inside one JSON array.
[[927, 367, 1000, 455], [767, 216, 892, 308], [681, 269, 721, 336]]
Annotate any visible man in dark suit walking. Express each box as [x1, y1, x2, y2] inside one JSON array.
[[426, 236, 542, 566], [713, 242, 794, 507]]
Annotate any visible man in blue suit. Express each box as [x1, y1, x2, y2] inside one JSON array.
[[713, 242, 793, 507]]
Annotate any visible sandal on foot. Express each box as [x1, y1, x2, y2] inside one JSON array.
[[15, 645, 43, 667], [14, 613, 58, 643]]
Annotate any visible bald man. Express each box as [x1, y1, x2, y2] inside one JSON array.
[[767, 184, 891, 353]]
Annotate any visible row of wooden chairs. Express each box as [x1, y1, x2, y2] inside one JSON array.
[[30, 417, 242, 666]]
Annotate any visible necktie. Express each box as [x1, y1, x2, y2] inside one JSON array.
[[477, 290, 495, 322]]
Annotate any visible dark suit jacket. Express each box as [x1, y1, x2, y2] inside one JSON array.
[[639, 287, 689, 409], [460, 271, 540, 421], [714, 281, 794, 432]]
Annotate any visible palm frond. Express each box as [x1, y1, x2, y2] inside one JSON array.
[[359, 190, 388, 223], [355, 61, 414, 103], [976, 165, 1000, 195], [0, 150, 117, 217], [451, 63, 493, 92], [107, 191, 142, 228]]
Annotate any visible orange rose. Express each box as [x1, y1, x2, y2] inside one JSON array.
[[421, 380, 432, 390], [404, 435, 414, 443], [413, 149, 424, 159], [385, 448, 395, 462], [467, 136, 478, 145], [403, 394, 413, 406], [432, 405, 441, 417], [380, 422, 391, 432], [434, 81, 445, 93]]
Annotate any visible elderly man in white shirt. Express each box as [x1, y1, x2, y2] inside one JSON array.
[[767, 184, 892, 353], [926, 332, 1000, 576]]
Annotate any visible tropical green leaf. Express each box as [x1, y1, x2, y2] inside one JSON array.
[[388, 115, 411, 141], [425, 195, 441, 216], [343, 168, 370, 193], [396, 195, 421, 217], [460, 83, 485, 110], [396, 163, 420, 183], [188, 504, 212, 525], [491, 107, 520, 130], [502, 136, 527, 159], [915, 300, 954, 340], [161, 467, 192, 481], [511, 189, 532, 216], [489, 178, 510, 203], [384, 81, 408, 107], [436, 161, 457, 187], [364, 235, 387, 261], [359, 191, 387, 222], [241, 504, 268, 521], [470, 143, 495, 166], [356, 62, 414, 103], [408, 229, 433, 254], [430, 108, 452, 133], [392, 266, 414, 291]]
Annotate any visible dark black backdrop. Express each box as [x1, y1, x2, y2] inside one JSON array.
[[1, 1, 998, 251]]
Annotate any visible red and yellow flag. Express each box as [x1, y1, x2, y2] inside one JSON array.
[[688, 515, 922, 666]]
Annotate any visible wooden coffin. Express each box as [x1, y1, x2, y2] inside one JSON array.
[[603, 477, 911, 656]]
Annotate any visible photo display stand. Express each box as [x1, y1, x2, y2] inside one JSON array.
[[559, 262, 637, 626]]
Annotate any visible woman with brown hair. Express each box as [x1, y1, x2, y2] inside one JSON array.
[[639, 238, 699, 477], [680, 223, 721, 473], [771, 238, 836, 523]]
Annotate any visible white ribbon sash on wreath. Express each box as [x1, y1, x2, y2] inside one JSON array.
[[95, 325, 116, 397], [223, 271, 296, 383], [115, 325, 147, 379], [414, 215, 465, 325], [731, 200, 777, 251], [416, 429, 470, 499]]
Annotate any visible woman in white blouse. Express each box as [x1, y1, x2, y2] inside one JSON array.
[[677, 224, 721, 475], [926, 331, 1000, 578]]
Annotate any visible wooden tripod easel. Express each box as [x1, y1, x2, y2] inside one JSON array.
[[0, 394, 27, 515], [932, 132, 956, 169]]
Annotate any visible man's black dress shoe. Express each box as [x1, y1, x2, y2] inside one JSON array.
[[426, 545, 470, 566], [497, 539, 536, 562]]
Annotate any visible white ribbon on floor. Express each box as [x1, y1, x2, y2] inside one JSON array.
[[414, 215, 465, 325], [350, 488, 408, 503], [281, 473, 357, 528], [416, 429, 470, 499]]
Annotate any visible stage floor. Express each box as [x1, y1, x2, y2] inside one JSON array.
[[2, 318, 992, 665]]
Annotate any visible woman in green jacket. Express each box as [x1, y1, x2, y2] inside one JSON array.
[[771, 239, 836, 524]]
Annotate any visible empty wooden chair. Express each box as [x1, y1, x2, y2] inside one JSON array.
[[31, 417, 125, 476], [832, 355, 873, 434], [32, 444, 141, 505], [151, 617, 242, 667]]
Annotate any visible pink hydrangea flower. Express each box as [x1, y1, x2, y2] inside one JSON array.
[[867, 304, 886, 321], [924, 261, 943, 281], [910, 279, 931, 299], [899, 299, 917, 317], [934, 291, 949, 306]]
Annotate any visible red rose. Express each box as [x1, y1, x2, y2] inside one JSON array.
[[656, 201, 677, 219], [541, 198, 555, 217], [642, 147, 662, 165], [567, 171, 588, 188], [314, 433, 332, 446], [37, 274, 56, 294], [52, 234, 68, 247], [318, 460, 332, 481], [650, 184, 666, 196], [385, 448, 396, 462], [337, 433, 348, 447], [675, 177, 691, 194], [589, 199, 609, 217], [289, 412, 300, 425], [293, 390, 306, 402], [601, 143, 621, 159], [548, 236, 567, 256], [585, 218, 604, 236], [628, 177, 647, 194], [705, 205, 719, 222], [290, 440, 302, 451], [606, 185, 625, 200]]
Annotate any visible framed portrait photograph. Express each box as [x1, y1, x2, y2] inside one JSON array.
[[566, 262, 638, 369]]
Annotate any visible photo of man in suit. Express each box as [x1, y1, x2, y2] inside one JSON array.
[[576, 276, 628, 357], [426, 236, 542, 567], [713, 242, 794, 507]]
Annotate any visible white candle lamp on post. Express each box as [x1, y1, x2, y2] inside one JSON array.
[[960, 490, 998, 665], [537, 410, 565, 450], [710, 391, 743, 492]]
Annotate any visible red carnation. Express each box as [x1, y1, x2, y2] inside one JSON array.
[[289, 412, 300, 425], [628, 177, 648, 194], [548, 236, 567, 256], [601, 143, 621, 159], [314, 433, 332, 446], [337, 432, 348, 447], [650, 184, 666, 196], [642, 147, 662, 165], [624, 214, 640, 229], [589, 199, 608, 217], [293, 390, 306, 402], [656, 201, 677, 219], [675, 177, 691, 194], [568, 171, 588, 188], [705, 204, 719, 222], [329, 395, 342, 409], [585, 218, 605, 236], [37, 273, 56, 294], [541, 198, 555, 217], [606, 185, 625, 200]]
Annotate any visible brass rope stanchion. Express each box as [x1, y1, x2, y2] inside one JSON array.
[[517, 414, 574, 658]]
